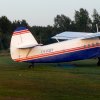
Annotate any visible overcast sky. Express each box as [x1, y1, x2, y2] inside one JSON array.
[[0, 0, 100, 26]]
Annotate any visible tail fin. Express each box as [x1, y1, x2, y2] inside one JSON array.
[[10, 27, 38, 61], [12, 27, 38, 47]]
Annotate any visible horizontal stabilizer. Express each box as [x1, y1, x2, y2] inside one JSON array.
[[17, 43, 43, 49]]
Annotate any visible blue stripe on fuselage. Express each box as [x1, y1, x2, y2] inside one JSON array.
[[25, 47, 100, 63]]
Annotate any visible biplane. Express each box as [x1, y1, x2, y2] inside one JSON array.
[[10, 27, 100, 67]]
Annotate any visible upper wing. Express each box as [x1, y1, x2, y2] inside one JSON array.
[[52, 32, 100, 40], [81, 32, 100, 40]]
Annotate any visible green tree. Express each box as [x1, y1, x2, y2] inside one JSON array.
[[54, 14, 71, 32], [0, 16, 12, 34], [0, 16, 12, 49], [12, 19, 29, 31], [31, 25, 54, 44], [74, 8, 91, 32], [92, 9, 100, 32], [21, 19, 29, 27], [70, 21, 77, 31]]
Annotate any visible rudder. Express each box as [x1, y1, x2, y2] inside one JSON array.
[[10, 27, 38, 61]]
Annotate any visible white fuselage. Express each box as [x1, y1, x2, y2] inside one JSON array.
[[11, 38, 100, 63]]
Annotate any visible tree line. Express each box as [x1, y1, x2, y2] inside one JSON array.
[[0, 8, 100, 50]]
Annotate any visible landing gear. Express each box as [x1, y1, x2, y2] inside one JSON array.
[[28, 63, 34, 68], [97, 57, 100, 66]]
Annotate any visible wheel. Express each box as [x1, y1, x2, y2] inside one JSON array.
[[97, 57, 100, 66]]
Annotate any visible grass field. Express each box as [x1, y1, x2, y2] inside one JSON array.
[[0, 55, 100, 100]]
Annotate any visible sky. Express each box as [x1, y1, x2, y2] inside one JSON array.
[[0, 0, 100, 26]]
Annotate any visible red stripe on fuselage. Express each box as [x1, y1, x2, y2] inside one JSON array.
[[13, 29, 30, 35], [14, 44, 100, 62]]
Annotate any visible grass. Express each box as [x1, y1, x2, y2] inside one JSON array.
[[0, 55, 100, 100]]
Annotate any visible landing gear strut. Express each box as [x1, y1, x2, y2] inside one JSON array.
[[28, 63, 34, 68], [97, 57, 100, 66]]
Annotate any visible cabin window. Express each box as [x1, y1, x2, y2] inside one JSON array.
[[92, 43, 95, 47], [96, 42, 99, 46], [88, 44, 90, 48], [84, 45, 86, 48]]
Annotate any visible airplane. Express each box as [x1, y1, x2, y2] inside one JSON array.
[[10, 27, 100, 68]]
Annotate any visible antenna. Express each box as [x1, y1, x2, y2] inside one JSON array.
[[96, 24, 99, 32]]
